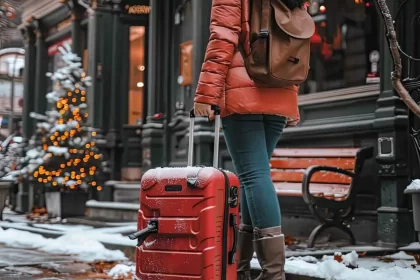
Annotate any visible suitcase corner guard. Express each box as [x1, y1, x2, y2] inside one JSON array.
[[128, 220, 159, 246]]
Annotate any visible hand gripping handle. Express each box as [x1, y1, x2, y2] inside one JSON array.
[[188, 105, 221, 168]]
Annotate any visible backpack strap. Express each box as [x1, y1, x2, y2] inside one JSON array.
[[260, 0, 270, 37]]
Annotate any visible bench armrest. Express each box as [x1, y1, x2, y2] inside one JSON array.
[[302, 165, 355, 206]]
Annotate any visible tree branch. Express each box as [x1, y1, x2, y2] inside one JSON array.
[[376, 0, 420, 117]]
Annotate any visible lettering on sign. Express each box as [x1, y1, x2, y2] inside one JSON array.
[[125, 5, 151, 15]]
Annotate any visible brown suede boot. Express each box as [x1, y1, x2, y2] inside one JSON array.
[[237, 224, 254, 280], [253, 226, 286, 280]]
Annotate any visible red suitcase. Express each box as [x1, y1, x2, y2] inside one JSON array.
[[129, 106, 240, 280]]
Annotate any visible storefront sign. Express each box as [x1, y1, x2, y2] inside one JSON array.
[[48, 37, 72, 57], [125, 5, 151, 15]]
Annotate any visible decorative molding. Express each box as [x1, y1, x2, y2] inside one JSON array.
[[21, 0, 65, 24], [55, 16, 72, 31], [20, 26, 36, 45], [25, 16, 35, 23]]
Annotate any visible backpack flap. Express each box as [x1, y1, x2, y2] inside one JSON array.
[[271, 0, 315, 39]]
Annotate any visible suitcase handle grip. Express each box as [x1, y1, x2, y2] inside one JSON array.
[[128, 220, 158, 247], [189, 105, 221, 118], [228, 213, 238, 264], [188, 105, 221, 168]]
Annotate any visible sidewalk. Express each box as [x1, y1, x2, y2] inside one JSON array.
[[0, 246, 133, 279], [1, 210, 420, 279]]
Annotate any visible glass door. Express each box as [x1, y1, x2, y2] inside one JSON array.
[[128, 26, 146, 125]]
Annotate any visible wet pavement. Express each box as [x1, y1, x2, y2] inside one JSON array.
[[0, 248, 74, 267], [0, 247, 119, 279]]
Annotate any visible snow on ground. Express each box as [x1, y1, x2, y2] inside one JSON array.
[[112, 251, 420, 280], [400, 242, 420, 251], [384, 251, 416, 260], [285, 258, 420, 280], [0, 227, 127, 262], [107, 264, 135, 279], [406, 179, 420, 191], [0, 220, 137, 247], [322, 251, 359, 267], [32, 223, 94, 232], [250, 251, 420, 280]]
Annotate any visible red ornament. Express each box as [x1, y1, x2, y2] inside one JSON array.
[[153, 113, 163, 120]]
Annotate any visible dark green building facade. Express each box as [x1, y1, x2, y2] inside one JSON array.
[[18, 0, 420, 247]]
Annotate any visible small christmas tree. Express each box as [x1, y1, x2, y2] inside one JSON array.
[[5, 44, 104, 191], [0, 136, 24, 181]]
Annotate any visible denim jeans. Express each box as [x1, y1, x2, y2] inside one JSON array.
[[222, 114, 287, 229]]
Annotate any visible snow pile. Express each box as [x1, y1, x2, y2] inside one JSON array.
[[322, 251, 359, 267], [285, 251, 420, 280], [0, 227, 49, 248], [407, 179, 420, 191], [383, 251, 415, 260], [0, 227, 126, 262], [107, 264, 135, 279], [399, 242, 420, 251]]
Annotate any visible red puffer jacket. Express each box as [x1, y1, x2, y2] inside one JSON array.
[[194, 0, 300, 126]]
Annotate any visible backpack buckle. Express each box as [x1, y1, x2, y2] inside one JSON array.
[[258, 30, 269, 38]]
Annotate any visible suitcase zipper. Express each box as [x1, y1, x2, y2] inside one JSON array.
[[220, 169, 230, 280]]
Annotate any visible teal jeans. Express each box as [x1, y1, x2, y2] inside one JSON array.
[[222, 114, 287, 229]]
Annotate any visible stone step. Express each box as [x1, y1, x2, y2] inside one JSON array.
[[113, 182, 141, 203], [85, 200, 139, 221], [98, 180, 140, 202]]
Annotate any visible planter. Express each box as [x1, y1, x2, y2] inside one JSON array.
[[405, 188, 420, 241], [0, 182, 11, 220], [45, 191, 89, 218]]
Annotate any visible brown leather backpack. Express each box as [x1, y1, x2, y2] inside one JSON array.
[[240, 0, 315, 87]]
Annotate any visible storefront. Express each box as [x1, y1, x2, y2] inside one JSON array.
[[139, 0, 420, 247], [18, 0, 150, 209], [304, 0, 381, 94], [18, 0, 420, 245]]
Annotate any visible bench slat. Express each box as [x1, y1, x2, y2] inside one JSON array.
[[271, 170, 352, 184], [272, 148, 360, 158], [270, 158, 355, 170], [274, 182, 349, 197]]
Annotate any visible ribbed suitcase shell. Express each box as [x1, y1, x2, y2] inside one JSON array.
[[135, 166, 240, 280]]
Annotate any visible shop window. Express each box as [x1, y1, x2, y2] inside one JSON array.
[[301, 0, 380, 94], [0, 49, 24, 134], [0, 51, 24, 78], [128, 26, 146, 125]]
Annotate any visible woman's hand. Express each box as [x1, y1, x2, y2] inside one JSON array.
[[194, 102, 214, 118]]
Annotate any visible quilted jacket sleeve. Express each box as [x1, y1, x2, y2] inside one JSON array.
[[194, 0, 242, 105]]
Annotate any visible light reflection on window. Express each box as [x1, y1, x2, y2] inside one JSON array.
[[128, 26, 145, 125], [301, 0, 380, 94]]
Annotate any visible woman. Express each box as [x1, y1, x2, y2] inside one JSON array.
[[194, 0, 308, 279]]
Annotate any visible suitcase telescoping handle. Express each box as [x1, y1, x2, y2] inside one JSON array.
[[188, 105, 221, 168]]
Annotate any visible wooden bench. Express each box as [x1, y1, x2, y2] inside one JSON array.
[[270, 147, 374, 248]]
